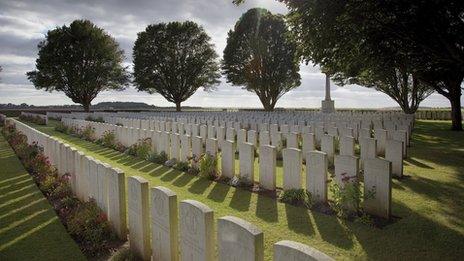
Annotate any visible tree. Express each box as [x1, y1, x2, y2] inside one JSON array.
[[133, 21, 220, 112], [333, 66, 434, 114], [222, 8, 301, 111], [27, 20, 129, 112], [273, 0, 463, 130]]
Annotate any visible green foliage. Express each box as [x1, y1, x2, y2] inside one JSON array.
[[26, 19, 129, 112], [67, 200, 116, 256], [198, 153, 218, 179], [133, 21, 220, 111], [55, 122, 70, 134], [222, 8, 301, 111], [99, 130, 116, 147], [173, 161, 190, 172], [148, 151, 168, 164], [81, 125, 96, 142], [126, 138, 152, 159], [282, 0, 463, 129], [329, 174, 375, 218], [279, 189, 314, 208], [2, 122, 118, 258]]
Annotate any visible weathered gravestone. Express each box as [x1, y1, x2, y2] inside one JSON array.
[[170, 133, 180, 160], [180, 135, 191, 162], [221, 140, 236, 179], [287, 132, 299, 149], [360, 138, 377, 169], [218, 216, 264, 261], [339, 136, 355, 156], [274, 240, 333, 261], [179, 200, 214, 261], [282, 148, 302, 190], [306, 151, 328, 204], [321, 134, 335, 166], [364, 158, 392, 219], [151, 186, 178, 261], [385, 139, 403, 178], [128, 176, 151, 260], [334, 155, 359, 187], [107, 168, 127, 240], [239, 142, 255, 184], [259, 145, 276, 190], [302, 133, 316, 161]]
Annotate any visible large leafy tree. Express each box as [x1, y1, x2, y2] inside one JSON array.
[[223, 8, 300, 111], [277, 0, 463, 130], [27, 20, 129, 112], [133, 21, 220, 112]]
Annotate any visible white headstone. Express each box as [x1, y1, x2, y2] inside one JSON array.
[[179, 200, 214, 261], [217, 216, 264, 261]]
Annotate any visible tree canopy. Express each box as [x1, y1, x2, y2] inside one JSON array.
[[280, 0, 464, 129], [27, 19, 129, 112], [132, 21, 220, 111], [222, 8, 301, 111]]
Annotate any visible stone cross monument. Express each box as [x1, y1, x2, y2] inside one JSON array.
[[321, 73, 335, 113]]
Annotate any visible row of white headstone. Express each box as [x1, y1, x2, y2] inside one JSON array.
[[48, 111, 413, 141], [61, 117, 396, 219], [8, 117, 334, 261], [128, 175, 333, 261], [7, 118, 127, 239], [20, 112, 49, 124]]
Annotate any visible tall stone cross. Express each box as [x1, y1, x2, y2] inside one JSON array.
[[321, 73, 335, 113]]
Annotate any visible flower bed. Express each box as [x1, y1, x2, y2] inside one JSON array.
[[1, 122, 124, 258]]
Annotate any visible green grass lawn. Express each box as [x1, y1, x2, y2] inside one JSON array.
[[22, 119, 464, 260], [0, 131, 85, 261]]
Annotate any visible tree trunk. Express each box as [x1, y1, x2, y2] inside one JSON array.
[[175, 102, 181, 112], [449, 93, 462, 131], [262, 102, 274, 111], [82, 102, 90, 112]]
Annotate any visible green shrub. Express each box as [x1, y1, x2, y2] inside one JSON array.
[[198, 153, 217, 179], [40, 174, 59, 194], [67, 200, 116, 256], [329, 173, 375, 218], [82, 125, 96, 142], [148, 151, 168, 164], [49, 177, 73, 200], [55, 122, 70, 133], [99, 130, 116, 148], [126, 138, 152, 159], [173, 161, 190, 172], [279, 189, 313, 208]]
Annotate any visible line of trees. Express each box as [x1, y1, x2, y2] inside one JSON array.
[[234, 0, 463, 130], [27, 9, 300, 113], [27, 2, 463, 130]]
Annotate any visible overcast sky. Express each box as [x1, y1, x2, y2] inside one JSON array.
[[0, 0, 456, 108]]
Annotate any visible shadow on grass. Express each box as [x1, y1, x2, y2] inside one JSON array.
[[256, 194, 278, 222], [188, 178, 213, 195], [285, 204, 314, 236], [229, 187, 252, 212], [404, 158, 433, 169], [207, 182, 231, 203]]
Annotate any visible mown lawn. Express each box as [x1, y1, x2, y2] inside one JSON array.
[[23, 120, 464, 260], [0, 131, 85, 260]]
